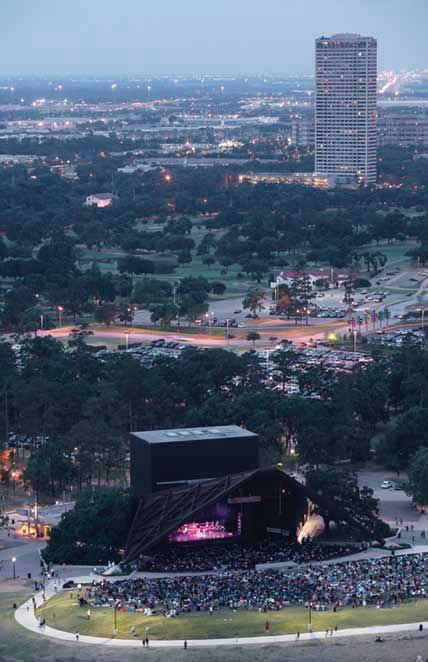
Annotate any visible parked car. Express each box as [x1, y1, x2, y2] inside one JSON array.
[[380, 480, 393, 489]]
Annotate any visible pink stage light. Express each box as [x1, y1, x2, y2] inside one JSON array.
[[169, 520, 238, 543]]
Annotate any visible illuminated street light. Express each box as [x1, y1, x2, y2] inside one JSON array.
[[57, 305, 64, 327], [12, 556, 16, 579]]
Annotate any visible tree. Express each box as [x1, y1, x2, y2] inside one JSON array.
[[94, 303, 118, 326], [271, 349, 300, 391], [202, 255, 216, 269], [133, 279, 172, 305], [246, 331, 261, 347], [376, 407, 428, 470], [118, 305, 134, 327], [242, 288, 266, 316], [408, 448, 428, 507], [150, 303, 179, 326], [118, 256, 155, 275], [43, 488, 134, 564], [0, 342, 16, 447], [210, 281, 226, 296], [291, 275, 315, 325], [176, 277, 211, 324], [177, 250, 192, 265], [305, 468, 389, 540], [23, 437, 76, 497]]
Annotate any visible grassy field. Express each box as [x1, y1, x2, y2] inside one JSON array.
[[38, 592, 428, 641], [2, 580, 428, 662]]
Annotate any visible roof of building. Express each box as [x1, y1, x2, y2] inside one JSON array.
[[130, 425, 258, 445], [124, 466, 375, 562], [125, 467, 283, 560], [87, 192, 113, 200], [277, 269, 357, 281]]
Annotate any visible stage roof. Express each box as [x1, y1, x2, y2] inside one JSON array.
[[130, 425, 258, 444], [124, 466, 370, 563]]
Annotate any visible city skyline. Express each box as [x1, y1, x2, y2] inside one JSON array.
[[1, 0, 428, 76]]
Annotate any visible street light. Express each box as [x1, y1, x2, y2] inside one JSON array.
[[12, 556, 16, 580], [205, 311, 213, 333], [114, 600, 121, 636], [417, 308, 426, 343], [124, 331, 130, 351], [225, 318, 230, 345], [57, 305, 64, 327], [307, 603, 312, 633]]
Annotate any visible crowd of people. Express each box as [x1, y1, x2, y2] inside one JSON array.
[[140, 539, 358, 572], [85, 552, 428, 614]]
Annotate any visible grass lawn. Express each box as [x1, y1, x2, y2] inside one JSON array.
[[0, 581, 44, 662], [2, 582, 428, 662], [38, 593, 428, 641]]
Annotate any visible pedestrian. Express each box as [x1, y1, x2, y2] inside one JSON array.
[[264, 620, 270, 633], [87, 609, 91, 620], [75, 632, 79, 641], [334, 625, 338, 634], [184, 640, 188, 649], [145, 637, 149, 647], [296, 631, 300, 640], [142, 639, 146, 647]]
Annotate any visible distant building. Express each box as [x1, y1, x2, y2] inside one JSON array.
[[378, 113, 428, 147], [238, 172, 332, 189], [117, 163, 158, 174], [315, 33, 377, 187], [84, 192, 114, 208], [272, 269, 356, 289], [291, 119, 314, 147]]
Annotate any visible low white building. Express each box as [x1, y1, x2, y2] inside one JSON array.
[[84, 192, 114, 208]]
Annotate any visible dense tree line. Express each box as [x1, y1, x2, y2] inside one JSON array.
[[1, 335, 428, 500]]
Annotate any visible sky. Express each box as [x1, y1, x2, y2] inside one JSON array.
[[1, 0, 428, 77]]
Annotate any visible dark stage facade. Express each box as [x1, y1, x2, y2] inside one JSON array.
[[124, 467, 331, 563]]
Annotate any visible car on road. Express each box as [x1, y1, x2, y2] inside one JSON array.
[[380, 480, 393, 489], [238, 322, 247, 328], [233, 309, 242, 314]]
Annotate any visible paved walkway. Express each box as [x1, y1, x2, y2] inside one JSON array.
[[13, 577, 428, 649]]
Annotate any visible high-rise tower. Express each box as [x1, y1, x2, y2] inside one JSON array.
[[315, 33, 377, 186]]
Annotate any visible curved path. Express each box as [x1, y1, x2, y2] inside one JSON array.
[[14, 577, 428, 649]]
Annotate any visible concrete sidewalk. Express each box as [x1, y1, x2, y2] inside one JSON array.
[[14, 578, 428, 649]]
